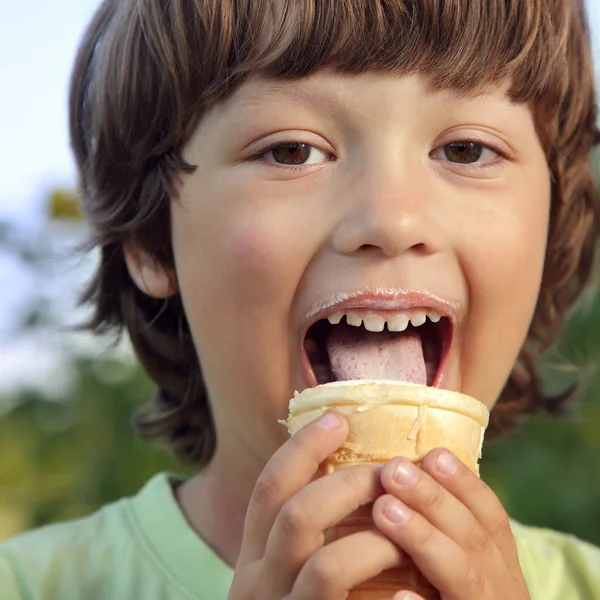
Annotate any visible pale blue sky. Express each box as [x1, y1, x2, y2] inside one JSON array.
[[1, 1, 600, 394], [0, 0, 101, 221]]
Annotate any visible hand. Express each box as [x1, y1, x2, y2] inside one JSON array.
[[372, 449, 530, 600], [228, 412, 405, 600]]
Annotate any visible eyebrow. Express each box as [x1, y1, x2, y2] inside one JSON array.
[[229, 79, 347, 116], [229, 77, 509, 114]]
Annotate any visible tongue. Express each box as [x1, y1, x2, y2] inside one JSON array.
[[325, 322, 427, 384]]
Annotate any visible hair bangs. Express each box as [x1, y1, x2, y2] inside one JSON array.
[[90, 0, 572, 165], [219, 0, 565, 105]]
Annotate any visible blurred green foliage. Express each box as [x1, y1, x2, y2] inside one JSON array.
[[0, 356, 184, 540], [481, 281, 600, 545], [48, 189, 82, 221]]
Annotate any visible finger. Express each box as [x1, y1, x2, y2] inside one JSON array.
[[373, 494, 491, 600], [392, 593, 427, 600], [239, 411, 349, 564], [379, 456, 503, 568], [263, 463, 383, 595], [421, 448, 520, 572], [292, 529, 405, 600]]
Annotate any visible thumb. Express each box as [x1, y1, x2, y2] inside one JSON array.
[[238, 411, 349, 564]]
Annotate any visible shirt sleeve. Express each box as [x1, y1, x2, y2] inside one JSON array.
[[512, 520, 600, 600], [0, 550, 26, 600]]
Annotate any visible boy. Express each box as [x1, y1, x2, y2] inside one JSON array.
[[2, 0, 600, 598]]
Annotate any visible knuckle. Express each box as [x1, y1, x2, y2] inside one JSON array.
[[230, 563, 261, 598], [491, 508, 512, 539], [278, 498, 312, 540], [288, 432, 322, 471], [307, 550, 343, 594], [464, 472, 487, 497], [340, 465, 372, 493], [252, 472, 281, 508], [463, 563, 487, 596], [415, 521, 437, 550], [289, 429, 311, 453], [465, 528, 492, 556], [418, 480, 444, 512]]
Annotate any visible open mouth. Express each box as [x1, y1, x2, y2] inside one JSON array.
[[302, 309, 452, 388]]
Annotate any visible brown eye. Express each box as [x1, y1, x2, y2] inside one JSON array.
[[271, 143, 312, 165], [444, 142, 484, 163]]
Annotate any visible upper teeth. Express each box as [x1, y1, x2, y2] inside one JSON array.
[[326, 310, 441, 332]]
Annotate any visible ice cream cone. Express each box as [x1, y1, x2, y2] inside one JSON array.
[[281, 380, 490, 600]]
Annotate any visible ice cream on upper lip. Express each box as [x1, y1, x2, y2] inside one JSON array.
[[298, 289, 462, 390]]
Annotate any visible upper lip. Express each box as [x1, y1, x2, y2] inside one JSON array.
[[300, 288, 463, 340]]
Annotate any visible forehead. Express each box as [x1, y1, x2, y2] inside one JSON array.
[[229, 72, 512, 105], [221, 72, 518, 125]]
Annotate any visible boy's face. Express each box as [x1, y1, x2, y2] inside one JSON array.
[[162, 73, 550, 468]]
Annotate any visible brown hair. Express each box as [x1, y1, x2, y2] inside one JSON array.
[[70, 0, 599, 468]]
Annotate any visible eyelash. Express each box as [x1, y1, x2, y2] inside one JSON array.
[[250, 140, 508, 172]]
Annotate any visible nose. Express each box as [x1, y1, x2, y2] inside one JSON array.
[[330, 160, 446, 258]]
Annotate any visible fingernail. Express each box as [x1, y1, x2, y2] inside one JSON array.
[[317, 412, 342, 430], [373, 463, 384, 475], [393, 592, 419, 600], [384, 498, 412, 524], [393, 460, 419, 486], [435, 449, 458, 476]]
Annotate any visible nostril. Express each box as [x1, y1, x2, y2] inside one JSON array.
[[356, 241, 429, 256], [357, 243, 381, 252], [355, 243, 399, 257]]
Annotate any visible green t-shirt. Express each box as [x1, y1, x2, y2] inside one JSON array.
[[1, 473, 599, 599]]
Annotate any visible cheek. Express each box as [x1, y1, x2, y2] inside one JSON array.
[[169, 176, 322, 376], [484, 169, 549, 288], [224, 224, 298, 308], [456, 175, 551, 404], [172, 185, 299, 310], [470, 210, 548, 300], [169, 174, 326, 436]]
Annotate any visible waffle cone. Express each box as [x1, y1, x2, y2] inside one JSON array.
[[282, 380, 489, 600]]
